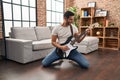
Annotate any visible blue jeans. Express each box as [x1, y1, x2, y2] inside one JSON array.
[[42, 49, 90, 68]]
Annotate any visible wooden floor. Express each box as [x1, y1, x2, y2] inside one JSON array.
[[0, 48, 120, 80]]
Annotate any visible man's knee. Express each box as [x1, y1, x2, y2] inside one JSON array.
[[42, 59, 50, 67], [81, 62, 90, 69]]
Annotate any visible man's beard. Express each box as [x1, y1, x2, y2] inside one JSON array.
[[66, 21, 71, 25]]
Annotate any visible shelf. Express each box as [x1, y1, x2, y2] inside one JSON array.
[[80, 7, 119, 50], [94, 16, 106, 18], [105, 37, 119, 39], [92, 28, 104, 36], [105, 27, 118, 28], [81, 16, 92, 18], [81, 26, 89, 28], [103, 47, 119, 50], [94, 27, 104, 28], [80, 7, 95, 18], [104, 39, 119, 49], [81, 7, 95, 9], [105, 28, 119, 37], [93, 36, 104, 38]]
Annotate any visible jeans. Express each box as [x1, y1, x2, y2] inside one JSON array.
[[42, 48, 90, 68]]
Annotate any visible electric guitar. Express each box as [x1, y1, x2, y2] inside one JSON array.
[[56, 23, 99, 58]]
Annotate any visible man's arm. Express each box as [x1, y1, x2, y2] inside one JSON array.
[[51, 35, 69, 51], [74, 29, 90, 43], [74, 33, 86, 43]]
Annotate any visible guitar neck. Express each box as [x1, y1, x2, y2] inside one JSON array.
[[70, 31, 87, 45], [70, 23, 98, 45], [77, 31, 87, 39]]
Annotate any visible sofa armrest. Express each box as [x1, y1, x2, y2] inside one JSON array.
[[6, 38, 33, 42], [6, 38, 33, 63]]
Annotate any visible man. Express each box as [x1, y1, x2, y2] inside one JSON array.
[[42, 11, 90, 69]]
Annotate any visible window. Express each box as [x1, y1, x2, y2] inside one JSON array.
[[2, 0, 37, 36], [46, 0, 64, 27]]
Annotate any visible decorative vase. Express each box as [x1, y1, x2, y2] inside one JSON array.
[[96, 31, 101, 36]]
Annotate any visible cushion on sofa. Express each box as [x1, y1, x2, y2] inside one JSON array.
[[32, 39, 54, 50], [76, 36, 99, 46], [35, 27, 51, 40], [11, 27, 37, 40]]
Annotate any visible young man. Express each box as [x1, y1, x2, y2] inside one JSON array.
[[42, 11, 90, 69]]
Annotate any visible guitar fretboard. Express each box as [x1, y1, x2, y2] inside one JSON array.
[[70, 31, 87, 45]]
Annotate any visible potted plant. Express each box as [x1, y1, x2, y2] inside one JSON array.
[[67, 7, 80, 27]]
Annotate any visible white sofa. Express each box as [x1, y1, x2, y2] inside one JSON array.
[[6, 26, 99, 64], [76, 36, 99, 54], [6, 27, 54, 63]]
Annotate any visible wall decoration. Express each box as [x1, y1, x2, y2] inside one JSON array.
[[87, 2, 96, 7], [96, 31, 101, 36], [99, 10, 107, 16], [95, 9, 101, 16]]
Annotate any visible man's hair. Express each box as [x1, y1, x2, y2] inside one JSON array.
[[64, 11, 74, 19]]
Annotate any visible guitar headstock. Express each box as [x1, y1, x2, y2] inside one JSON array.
[[88, 22, 99, 29]]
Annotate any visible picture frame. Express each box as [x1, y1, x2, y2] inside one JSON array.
[[95, 9, 102, 16], [99, 10, 107, 16], [87, 2, 96, 7]]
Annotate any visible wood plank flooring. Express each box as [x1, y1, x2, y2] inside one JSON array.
[[0, 48, 120, 80]]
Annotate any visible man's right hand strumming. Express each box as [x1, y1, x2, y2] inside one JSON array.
[[60, 45, 70, 51]]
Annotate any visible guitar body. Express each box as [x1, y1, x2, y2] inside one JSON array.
[[56, 42, 78, 58], [56, 36, 73, 58], [65, 43, 78, 57], [56, 48, 65, 58]]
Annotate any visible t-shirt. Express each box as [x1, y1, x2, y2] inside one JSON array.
[[52, 24, 78, 44]]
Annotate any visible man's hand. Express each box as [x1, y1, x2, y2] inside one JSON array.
[[60, 45, 69, 51], [86, 28, 90, 34]]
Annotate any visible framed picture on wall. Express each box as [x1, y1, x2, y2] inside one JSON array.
[[95, 9, 102, 16], [87, 2, 96, 7], [99, 10, 108, 16]]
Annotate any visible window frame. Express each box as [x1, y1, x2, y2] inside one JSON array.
[[46, 0, 64, 27], [2, 0, 37, 37]]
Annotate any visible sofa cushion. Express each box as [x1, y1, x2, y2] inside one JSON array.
[[35, 27, 51, 40], [76, 36, 99, 46], [11, 27, 37, 40], [32, 39, 54, 50]]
